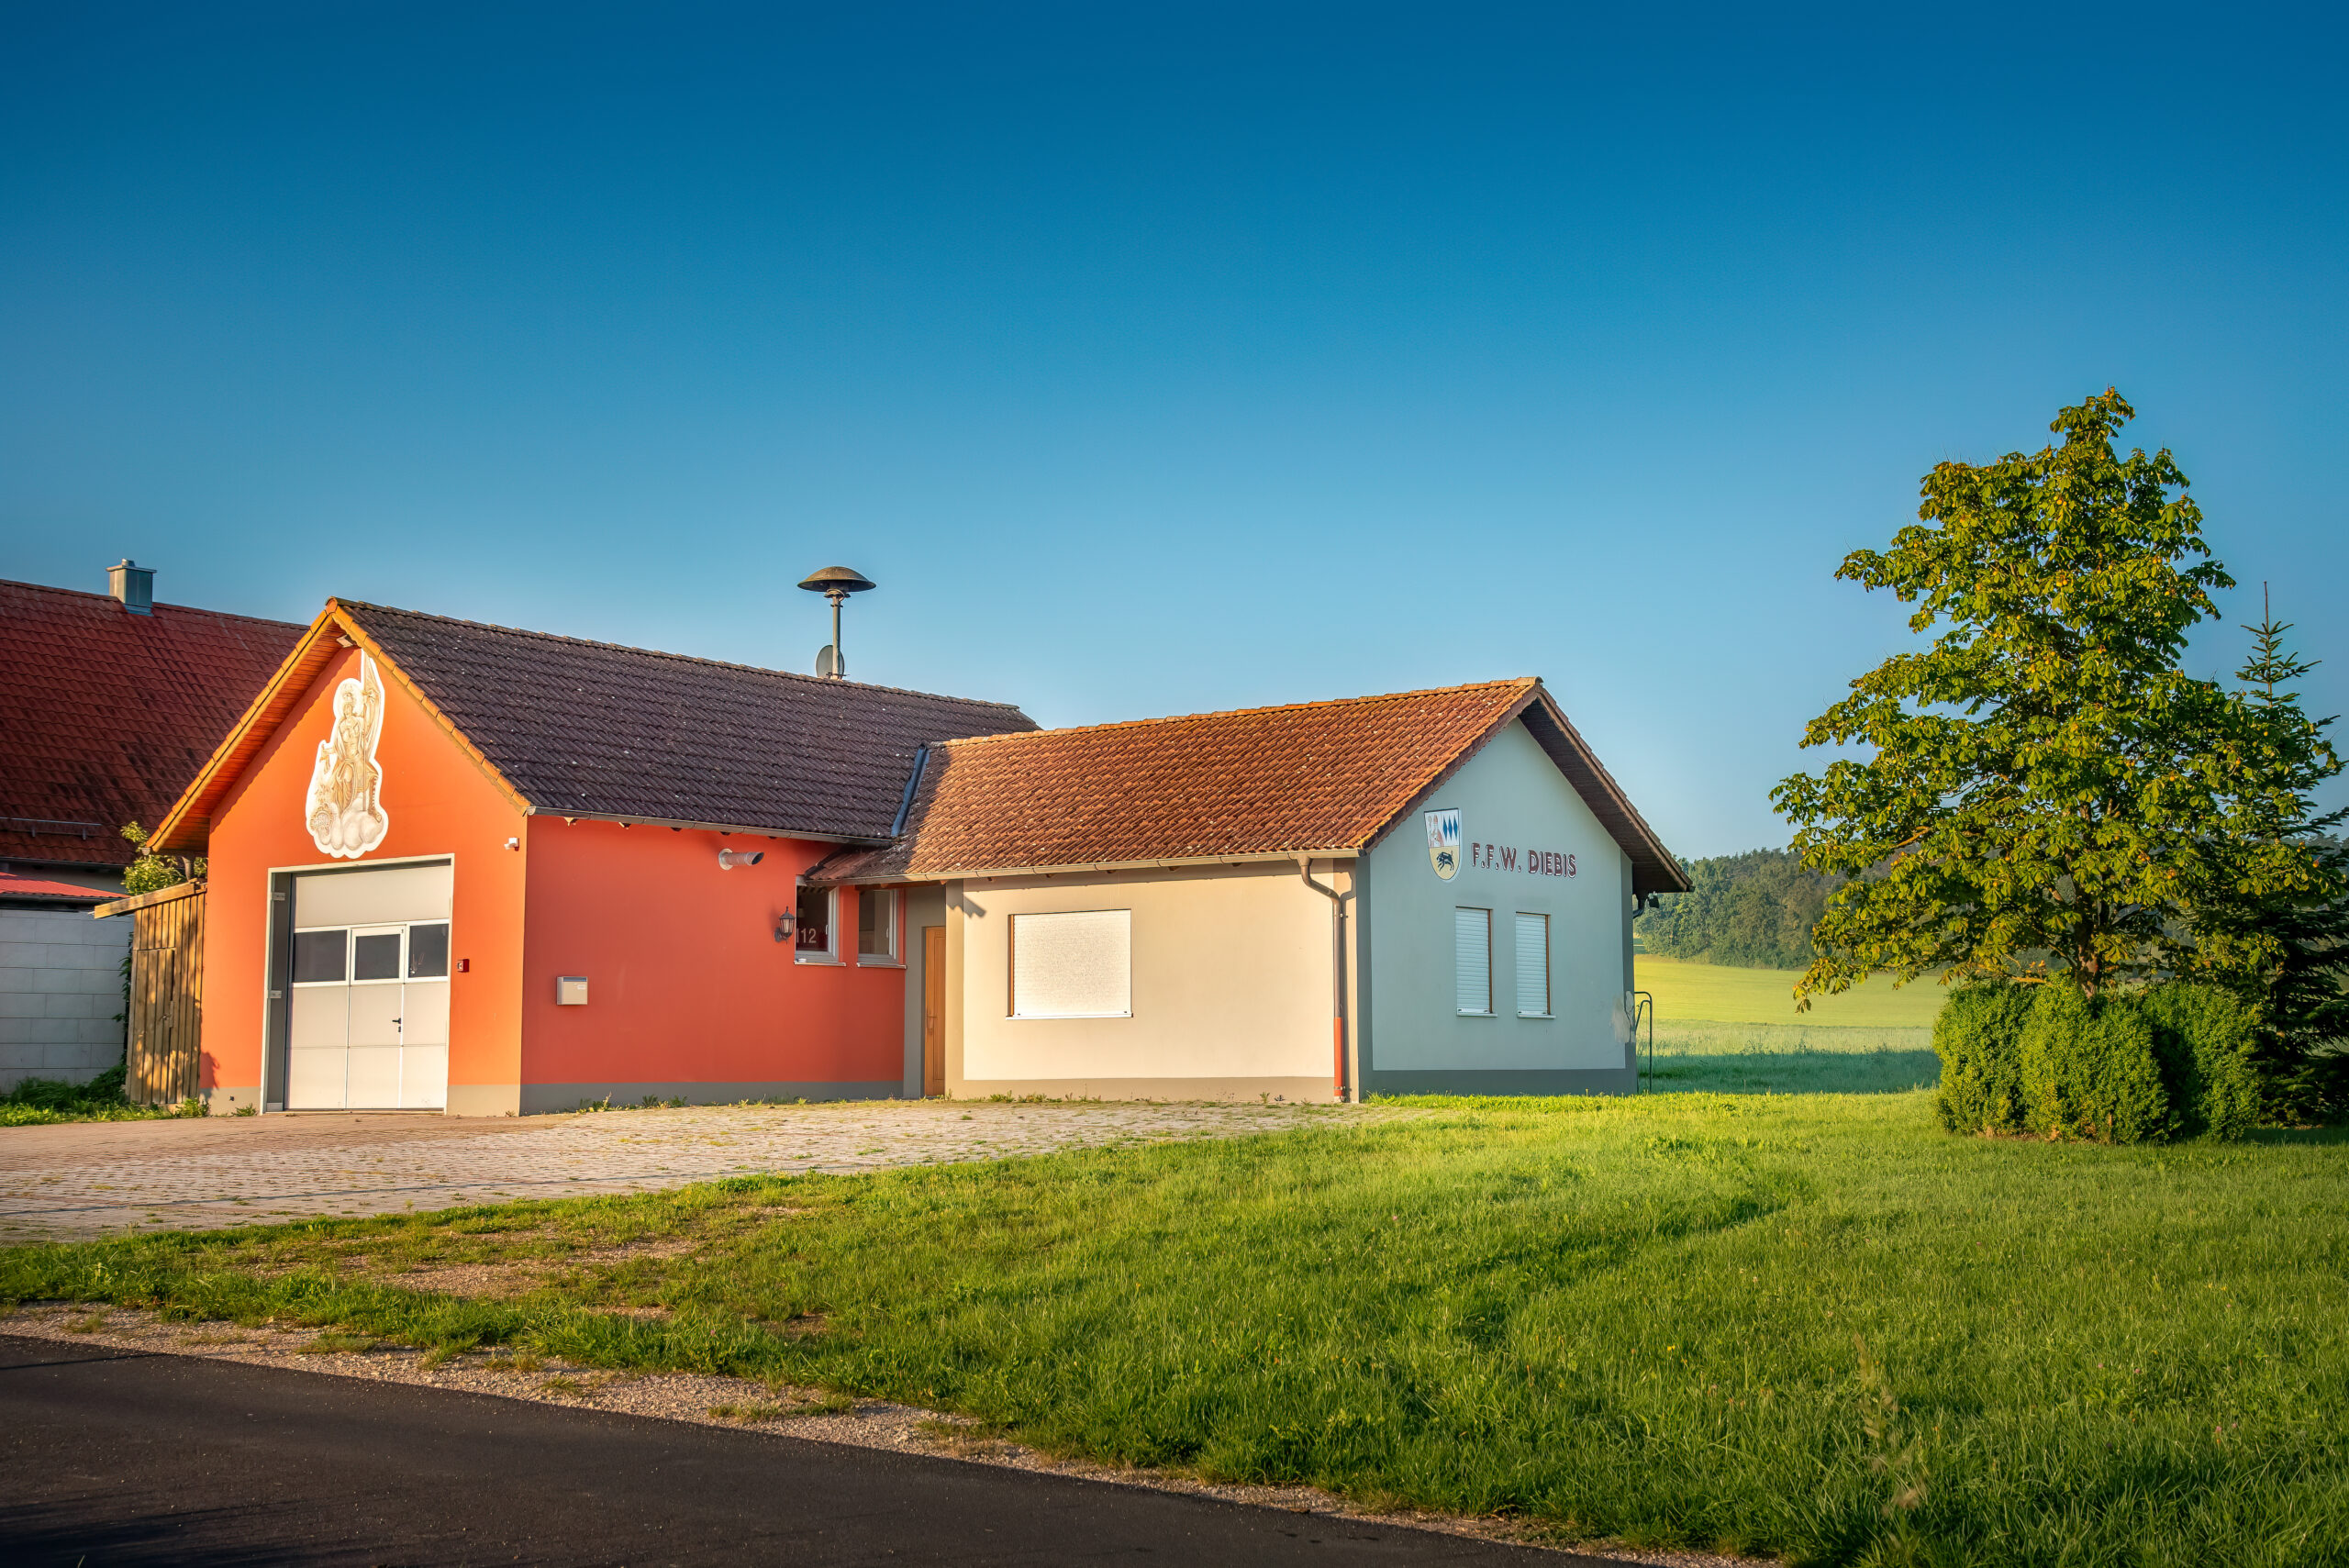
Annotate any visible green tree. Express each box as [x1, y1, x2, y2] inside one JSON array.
[[1773, 390, 2342, 1006], [119, 821, 202, 895], [1636, 848, 1839, 969]]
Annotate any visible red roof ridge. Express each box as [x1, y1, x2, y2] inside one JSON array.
[[327, 597, 1030, 714], [930, 676, 1539, 749], [0, 577, 303, 632]]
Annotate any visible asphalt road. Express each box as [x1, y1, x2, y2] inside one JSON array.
[[0, 1335, 1601, 1566]]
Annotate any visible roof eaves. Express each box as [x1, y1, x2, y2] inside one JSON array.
[[151, 607, 350, 852], [550, 809, 891, 846], [810, 849, 1363, 885], [1519, 686, 1690, 895], [152, 603, 540, 853]]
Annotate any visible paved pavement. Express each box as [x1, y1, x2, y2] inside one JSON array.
[[0, 1334, 1591, 1565], [0, 1100, 1387, 1240]]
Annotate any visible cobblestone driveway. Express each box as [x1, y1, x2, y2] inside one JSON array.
[[0, 1101, 1387, 1241]]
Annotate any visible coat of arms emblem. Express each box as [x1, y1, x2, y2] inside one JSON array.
[[305, 651, 392, 859], [1424, 808, 1461, 881]]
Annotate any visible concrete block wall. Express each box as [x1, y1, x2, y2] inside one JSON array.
[[0, 909, 131, 1092]]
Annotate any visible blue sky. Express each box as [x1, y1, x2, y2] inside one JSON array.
[[5, 3, 2343, 856]]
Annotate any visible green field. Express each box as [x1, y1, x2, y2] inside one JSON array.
[[1639, 1021, 1940, 1096], [1636, 956, 1950, 1029], [7, 1095, 2344, 1564]]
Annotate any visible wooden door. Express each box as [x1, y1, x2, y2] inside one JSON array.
[[922, 926, 946, 1097]]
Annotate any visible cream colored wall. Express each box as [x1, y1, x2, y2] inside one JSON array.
[[1362, 717, 1633, 1079], [950, 861, 1343, 1095]]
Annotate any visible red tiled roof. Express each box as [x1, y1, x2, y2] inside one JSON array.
[[155, 600, 1037, 850], [810, 678, 1690, 894], [0, 871, 116, 904], [0, 580, 305, 869]]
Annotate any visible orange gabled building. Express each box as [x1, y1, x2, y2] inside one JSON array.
[[152, 600, 1033, 1115]]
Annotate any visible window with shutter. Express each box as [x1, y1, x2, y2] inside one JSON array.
[[1010, 909, 1132, 1018], [1514, 912, 1551, 1017], [1454, 907, 1492, 1016]]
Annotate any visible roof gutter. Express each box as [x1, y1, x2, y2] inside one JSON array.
[[544, 809, 891, 846], [846, 849, 1362, 885]]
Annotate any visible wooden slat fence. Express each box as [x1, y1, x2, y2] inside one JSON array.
[[95, 881, 206, 1106]]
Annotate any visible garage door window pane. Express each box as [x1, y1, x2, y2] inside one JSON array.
[[1454, 908, 1492, 1016], [293, 929, 347, 984], [1514, 913, 1551, 1017], [353, 933, 403, 982], [1011, 910, 1131, 1018], [407, 923, 450, 979]]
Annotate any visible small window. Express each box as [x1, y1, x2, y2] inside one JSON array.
[[857, 888, 898, 962], [1514, 913, 1551, 1018], [292, 929, 347, 984], [1454, 908, 1492, 1016], [1010, 909, 1131, 1018], [408, 922, 451, 979], [796, 884, 836, 961], [352, 931, 403, 982]]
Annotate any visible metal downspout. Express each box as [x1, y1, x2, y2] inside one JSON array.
[[1297, 859, 1353, 1102]]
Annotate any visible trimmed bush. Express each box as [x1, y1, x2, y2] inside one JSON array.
[[1933, 983, 2037, 1133], [2019, 986, 2169, 1144], [2141, 982, 2260, 1141]]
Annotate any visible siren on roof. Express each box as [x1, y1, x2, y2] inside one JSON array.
[[797, 566, 875, 679]]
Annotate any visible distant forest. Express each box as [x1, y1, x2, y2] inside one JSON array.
[[1635, 848, 1840, 970]]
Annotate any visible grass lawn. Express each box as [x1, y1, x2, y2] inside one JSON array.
[[6, 1094, 2344, 1565], [1637, 957, 1950, 1029]]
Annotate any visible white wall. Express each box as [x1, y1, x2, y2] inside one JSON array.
[[0, 909, 130, 1091], [1362, 718, 1634, 1083], [952, 862, 1340, 1097]]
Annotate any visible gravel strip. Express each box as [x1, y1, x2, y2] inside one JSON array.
[[0, 1100, 1421, 1241]]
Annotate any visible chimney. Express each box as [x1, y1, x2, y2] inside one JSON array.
[[108, 559, 154, 615]]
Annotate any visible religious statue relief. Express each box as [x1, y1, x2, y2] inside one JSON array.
[[305, 651, 391, 859]]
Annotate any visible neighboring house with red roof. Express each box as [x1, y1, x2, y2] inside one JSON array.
[[0, 563, 303, 895], [0, 562, 303, 1090], [155, 592, 1687, 1113], [810, 678, 1689, 1101]]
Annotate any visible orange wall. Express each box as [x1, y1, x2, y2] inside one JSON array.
[[200, 644, 528, 1102], [519, 817, 907, 1092]]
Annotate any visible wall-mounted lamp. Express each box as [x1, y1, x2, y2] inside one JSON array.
[[718, 848, 765, 870], [505, 837, 521, 851], [773, 910, 796, 943]]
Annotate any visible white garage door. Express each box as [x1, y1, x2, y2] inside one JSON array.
[[287, 862, 452, 1110]]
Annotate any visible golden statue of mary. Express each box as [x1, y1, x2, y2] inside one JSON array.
[[305, 652, 391, 859]]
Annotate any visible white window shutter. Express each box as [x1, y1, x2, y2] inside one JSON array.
[[1011, 909, 1132, 1018], [1454, 908, 1491, 1015], [1515, 913, 1550, 1017]]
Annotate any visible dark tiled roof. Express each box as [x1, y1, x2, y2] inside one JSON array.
[[335, 602, 1036, 840], [810, 679, 1689, 893], [0, 580, 304, 868]]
